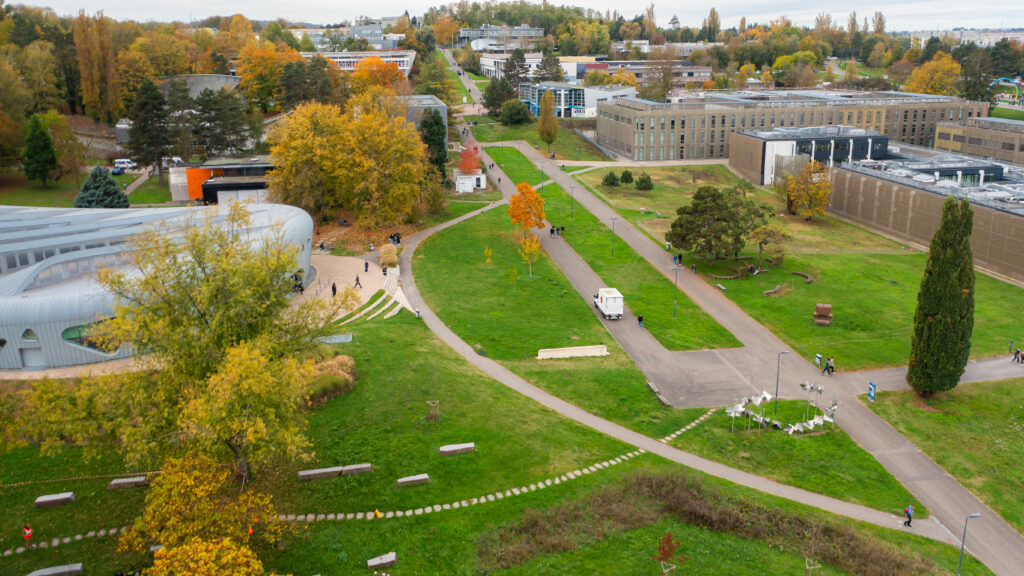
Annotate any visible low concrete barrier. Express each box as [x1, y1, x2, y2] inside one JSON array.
[[536, 345, 608, 360], [397, 473, 429, 487], [34, 493, 75, 508], [367, 551, 397, 569], [26, 563, 83, 576], [439, 443, 475, 456], [108, 476, 148, 490]]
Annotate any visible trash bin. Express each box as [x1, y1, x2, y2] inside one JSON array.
[[665, 242, 671, 250], [415, 310, 421, 319]]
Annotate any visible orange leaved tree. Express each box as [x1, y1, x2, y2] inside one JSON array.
[[508, 182, 546, 231], [458, 146, 481, 174], [352, 56, 405, 93]]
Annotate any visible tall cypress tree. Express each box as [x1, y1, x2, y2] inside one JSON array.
[[22, 114, 57, 188], [419, 109, 448, 178], [537, 90, 558, 152], [73, 165, 129, 208], [907, 196, 975, 397], [127, 80, 169, 184]]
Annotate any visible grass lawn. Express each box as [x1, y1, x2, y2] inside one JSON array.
[[0, 169, 137, 207], [538, 182, 740, 351], [467, 115, 608, 161], [990, 106, 1024, 121], [574, 164, 752, 240], [676, 399, 924, 516], [867, 378, 1024, 534], [563, 165, 593, 173], [128, 176, 171, 204], [436, 51, 473, 105], [483, 146, 547, 187], [694, 251, 1024, 370], [466, 70, 488, 82]]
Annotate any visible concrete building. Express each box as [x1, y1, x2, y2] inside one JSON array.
[[518, 82, 636, 118], [458, 24, 544, 51], [583, 60, 711, 89], [453, 169, 486, 193], [480, 52, 589, 81], [729, 126, 890, 185], [184, 155, 273, 204], [156, 74, 241, 99], [829, 148, 1024, 282], [610, 40, 724, 57], [935, 117, 1024, 165], [0, 203, 313, 370], [596, 90, 989, 161], [300, 50, 417, 77], [400, 94, 448, 134], [909, 28, 1024, 47]]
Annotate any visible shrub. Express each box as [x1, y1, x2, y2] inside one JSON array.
[[307, 354, 356, 407], [601, 171, 619, 186], [500, 99, 531, 125], [379, 244, 399, 267], [620, 169, 633, 184], [635, 172, 654, 191]]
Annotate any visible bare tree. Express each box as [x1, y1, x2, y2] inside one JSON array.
[[872, 12, 886, 35]]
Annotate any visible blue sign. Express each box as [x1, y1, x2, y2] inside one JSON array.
[[868, 381, 876, 402]]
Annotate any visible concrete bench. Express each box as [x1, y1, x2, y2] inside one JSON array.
[[343, 463, 372, 475], [108, 476, 148, 490], [26, 564, 83, 576], [397, 473, 430, 487], [34, 492, 75, 508], [763, 285, 782, 296], [367, 551, 397, 569], [298, 466, 345, 481], [439, 443, 475, 456]]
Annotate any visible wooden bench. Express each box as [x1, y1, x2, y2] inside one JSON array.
[[396, 473, 430, 487], [706, 272, 741, 280], [25, 564, 83, 576], [108, 476, 148, 490], [367, 551, 397, 569], [34, 492, 75, 508], [439, 443, 475, 456]]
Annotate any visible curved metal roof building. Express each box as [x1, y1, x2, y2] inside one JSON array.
[[0, 203, 314, 370]]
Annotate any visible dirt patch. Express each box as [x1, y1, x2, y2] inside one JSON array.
[[910, 396, 942, 413]]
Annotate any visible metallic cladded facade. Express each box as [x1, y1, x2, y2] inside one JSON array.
[[596, 90, 990, 161], [934, 117, 1024, 165], [0, 204, 314, 370]]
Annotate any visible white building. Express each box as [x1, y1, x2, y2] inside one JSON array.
[[518, 82, 637, 118], [458, 24, 544, 51], [479, 53, 597, 82], [300, 50, 417, 77], [453, 170, 486, 193]]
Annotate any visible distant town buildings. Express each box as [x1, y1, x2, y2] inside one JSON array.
[[457, 24, 544, 51], [908, 28, 1024, 47], [610, 40, 724, 57], [518, 82, 636, 118]]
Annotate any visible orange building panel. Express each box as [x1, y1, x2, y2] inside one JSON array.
[[185, 168, 213, 199]]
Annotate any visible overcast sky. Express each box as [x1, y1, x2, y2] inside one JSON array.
[[30, 0, 1024, 32]]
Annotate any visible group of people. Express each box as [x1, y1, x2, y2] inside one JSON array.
[[821, 356, 836, 376], [388, 232, 402, 245], [549, 225, 565, 237]]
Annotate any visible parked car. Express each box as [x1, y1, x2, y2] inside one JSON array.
[[111, 167, 124, 175], [114, 159, 136, 170], [161, 156, 184, 169]]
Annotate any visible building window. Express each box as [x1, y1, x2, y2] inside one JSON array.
[[660, 117, 665, 130], [638, 148, 644, 161], [670, 118, 676, 130], [1003, 142, 1015, 151], [968, 137, 982, 146], [937, 132, 951, 141], [953, 134, 965, 143], [62, 322, 110, 353], [22, 329, 38, 341], [711, 116, 716, 128], [730, 115, 735, 128]]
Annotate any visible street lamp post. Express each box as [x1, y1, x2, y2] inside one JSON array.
[[610, 217, 619, 258], [570, 186, 575, 219], [774, 351, 789, 415], [669, 265, 683, 318], [957, 513, 983, 576]]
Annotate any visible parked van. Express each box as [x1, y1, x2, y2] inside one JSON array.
[[593, 288, 624, 320], [114, 159, 136, 170]]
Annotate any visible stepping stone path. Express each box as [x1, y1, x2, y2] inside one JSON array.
[[659, 408, 717, 444], [439, 442, 475, 456], [35, 492, 75, 508], [367, 551, 397, 569], [397, 473, 430, 487], [108, 476, 148, 490]]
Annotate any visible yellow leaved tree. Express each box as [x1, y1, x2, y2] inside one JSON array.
[[149, 538, 268, 576], [905, 52, 961, 96], [519, 234, 541, 278], [784, 160, 831, 220]]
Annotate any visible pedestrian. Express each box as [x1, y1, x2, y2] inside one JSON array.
[[1015, 348, 1020, 363], [637, 314, 644, 328], [690, 263, 696, 274], [364, 261, 369, 273], [560, 226, 565, 236], [904, 504, 914, 527], [331, 282, 337, 297], [122, 183, 127, 192], [354, 275, 362, 288], [550, 226, 555, 237], [382, 267, 387, 277], [23, 524, 32, 549]]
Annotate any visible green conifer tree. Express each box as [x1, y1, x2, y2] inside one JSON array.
[[907, 196, 975, 397], [22, 114, 57, 187], [419, 109, 448, 178], [73, 165, 130, 208]]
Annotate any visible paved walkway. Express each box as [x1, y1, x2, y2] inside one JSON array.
[[456, 130, 1024, 574], [444, 49, 485, 116]]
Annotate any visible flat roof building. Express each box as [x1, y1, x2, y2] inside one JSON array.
[[400, 94, 448, 134], [518, 82, 636, 118], [458, 24, 544, 51], [583, 61, 711, 88], [0, 203, 313, 370], [596, 90, 990, 162], [934, 117, 1024, 165], [300, 50, 417, 77], [729, 126, 890, 185]]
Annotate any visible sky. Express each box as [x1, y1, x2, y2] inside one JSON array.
[[27, 0, 1024, 32]]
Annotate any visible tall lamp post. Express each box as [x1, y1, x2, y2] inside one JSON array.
[[957, 513, 983, 576], [570, 185, 575, 219], [669, 265, 683, 318], [774, 350, 789, 415], [610, 217, 619, 258]]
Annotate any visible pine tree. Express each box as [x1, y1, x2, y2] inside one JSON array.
[[601, 171, 619, 186], [22, 114, 57, 187], [635, 172, 654, 191], [907, 196, 975, 397], [483, 78, 516, 117], [127, 80, 169, 184], [537, 90, 558, 152], [74, 165, 130, 208], [502, 49, 529, 88], [419, 109, 448, 178], [535, 51, 564, 82], [620, 170, 633, 184]]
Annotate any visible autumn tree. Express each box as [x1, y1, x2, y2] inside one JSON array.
[[351, 56, 405, 94], [519, 233, 541, 278], [666, 185, 765, 264], [458, 145, 481, 174], [17, 40, 63, 113], [116, 50, 158, 113], [908, 196, 975, 397], [22, 114, 57, 187], [74, 11, 122, 122], [216, 14, 256, 56], [74, 165, 129, 208], [267, 102, 347, 215], [783, 160, 831, 220], [120, 453, 285, 553], [748, 225, 790, 270], [237, 43, 303, 111], [508, 182, 546, 231], [37, 110, 85, 185], [149, 538, 266, 576], [537, 90, 558, 152], [432, 15, 460, 48], [906, 52, 962, 96], [653, 531, 690, 575], [416, 52, 455, 106]]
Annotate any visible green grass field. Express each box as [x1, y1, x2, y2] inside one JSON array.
[[483, 146, 547, 187], [0, 169, 137, 207], [867, 378, 1024, 534], [990, 106, 1024, 121], [128, 176, 172, 204], [467, 115, 608, 161], [436, 51, 473, 105]]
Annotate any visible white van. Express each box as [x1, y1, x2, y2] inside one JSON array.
[[114, 159, 136, 169], [593, 288, 624, 320]]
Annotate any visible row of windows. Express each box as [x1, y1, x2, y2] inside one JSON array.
[[27, 252, 130, 291], [940, 131, 1024, 152], [1, 240, 124, 275]]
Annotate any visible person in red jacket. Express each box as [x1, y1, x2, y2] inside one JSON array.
[[23, 524, 33, 549]]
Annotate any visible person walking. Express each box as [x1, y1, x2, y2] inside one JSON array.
[[904, 504, 914, 527], [1014, 348, 1020, 363], [331, 282, 337, 297], [637, 314, 644, 328], [690, 263, 696, 274], [23, 524, 33, 549], [354, 275, 362, 289], [364, 261, 369, 273]]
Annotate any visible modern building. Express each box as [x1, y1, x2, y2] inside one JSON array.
[[829, 147, 1024, 282], [157, 74, 241, 99], [934, 117, 1024, 165], [729, 126, 890, 185], [518, 82, 636, 118], [400, 94, 448, 134], [0, 203, 314, 370], [185, 155, 274, 204], [300, 50, 417, 77], [582, 60, 712, 88], [596, 90, 990, 161], [458, 24, 544, 51], [610, 40, 724, 57], [909, 28, 1024, 47]]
